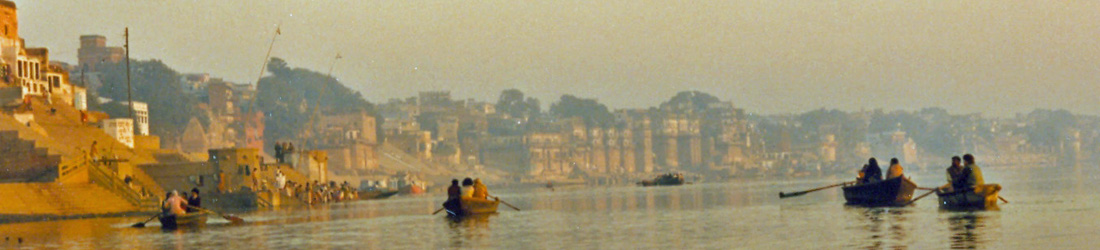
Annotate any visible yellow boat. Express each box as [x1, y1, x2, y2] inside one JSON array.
[[444, 197, 500, 217], [936, 184, 1002, 210]]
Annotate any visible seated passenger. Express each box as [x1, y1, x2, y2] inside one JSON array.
[[945, 156, 965, 190], [886, 158, 904, 179], [163, 190, 188, 216], [473, 178, 488, 199], [460, 178, 475, 198], [859, 158, 883, 183], [962, 154, 984, 188]]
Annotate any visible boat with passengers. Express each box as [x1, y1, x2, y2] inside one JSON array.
[[841, 176, 917, 206]]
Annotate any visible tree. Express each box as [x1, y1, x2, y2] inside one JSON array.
[[549, 95, 614, 128], [95, 59, 206, 141], [660, 91, 721, 113], [255, 57, 382, 147], [495, 89, 540, 119]]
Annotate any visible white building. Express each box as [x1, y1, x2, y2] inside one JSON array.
[[132, 101, 149, 136], [101, 118, 134, 148]]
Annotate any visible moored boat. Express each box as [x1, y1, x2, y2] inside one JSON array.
[[935, 184, 1001, 210], [158, 212, 208, 230], [638, 173, 685, 186], [359, 189, 399, 200], [841, 177, 917, 206]]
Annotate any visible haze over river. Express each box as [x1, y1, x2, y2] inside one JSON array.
[[1, 164, 1098, 249]]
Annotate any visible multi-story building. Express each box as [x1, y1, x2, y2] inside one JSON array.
[[76, 35, 124, 73], [132, 101, 149, 136], [101, 118, 134, 148]]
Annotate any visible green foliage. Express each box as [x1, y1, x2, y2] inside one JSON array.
[[661, 91, 721, 113], [495, 89, 541, 119], [95, 60, 205, 140], [1025, 109, 1077, 148], [256, 57, 381, 146], [549, 95, 615, 128]]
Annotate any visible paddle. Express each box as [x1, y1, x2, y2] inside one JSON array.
[[130, 214, 159, 228], [187, 205, 245, 224], [432, 207, 445, 215], [905, 188, 939, 206], [779, 181, 854, 198], [998, 196, 1009, 204], [490, 196, 521, 211]]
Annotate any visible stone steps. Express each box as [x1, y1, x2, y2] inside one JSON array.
[[0, 183, 137, 216]]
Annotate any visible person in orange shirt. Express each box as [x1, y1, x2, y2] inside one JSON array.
[[472, 178, 489, 199], [886, 158, 904, 179]]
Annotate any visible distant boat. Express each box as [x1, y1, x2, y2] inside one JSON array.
[[358, 189, 399, 200], [158, 212, 207, 230], [399, 183, 425, 195], [841, 177, 917, 206], [638, 173, 685, 187], [935, 184, 1002, 210]]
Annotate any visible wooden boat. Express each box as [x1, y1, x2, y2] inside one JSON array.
[[398, 183, 425, 195], [841, 177, 917, 206], [935, 184, 1001, 210], [444, 197, 500, 217], [159, 212, 208, 230], [638, 173, 685, 186], [358, 189, 399, 200]]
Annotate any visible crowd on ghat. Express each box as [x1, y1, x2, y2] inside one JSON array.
[[856, 154, 985, 191]]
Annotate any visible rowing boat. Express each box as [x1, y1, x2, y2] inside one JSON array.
[[841, 177, 917, 206], [159, 212, 208, 230], [935, 184, 1001, 210], [638, 173, 685, 186], [444, 197, 500, 217]]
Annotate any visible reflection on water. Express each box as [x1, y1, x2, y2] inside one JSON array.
[[0, 166, 1098, 249], [843, 206, 912, 250]]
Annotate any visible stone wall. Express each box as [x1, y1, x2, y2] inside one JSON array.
[[0, 131, 59, 182]]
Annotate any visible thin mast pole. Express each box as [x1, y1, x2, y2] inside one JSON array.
[[124, 27, 133, 120], [249, 25, 280, 114]]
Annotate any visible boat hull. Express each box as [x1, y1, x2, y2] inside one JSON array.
[[444, 197, 500, 217], [841, 177, 917, 206], [936, 184, 1001, 210], [358, 190, 399, 200], [159, 212, 208, 230]]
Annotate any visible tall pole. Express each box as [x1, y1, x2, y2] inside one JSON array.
[[124, 27, 134, 120], [308, 54, 340, 149], [249, 25, 280, 114]]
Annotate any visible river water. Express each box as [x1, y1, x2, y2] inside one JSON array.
[[1, 164, 1098, 249]]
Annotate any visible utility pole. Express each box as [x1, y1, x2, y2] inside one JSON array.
[[124, 27, 134, 120]]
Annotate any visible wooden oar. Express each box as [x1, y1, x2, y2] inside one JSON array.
[[779, 181, 854, 198], [905, 188, 939, 206], [130, 214, 159, 228], [998, 196, 1009, 204], [490, 196, 521, 211], [432, 207, 445, 215], [187, 205, 244, 224]]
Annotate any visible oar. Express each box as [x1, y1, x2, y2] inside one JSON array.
[[490, 196, 521, 211], [998, 196, 1009, 204], [779, 181, 854, 198], [130, 214, 159, 228], [187, 205, 244, 224], [905, 188, 939, 206], [432, 207, 445, 215]]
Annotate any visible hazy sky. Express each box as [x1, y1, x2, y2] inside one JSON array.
[[14, 0, 1100, 117]]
